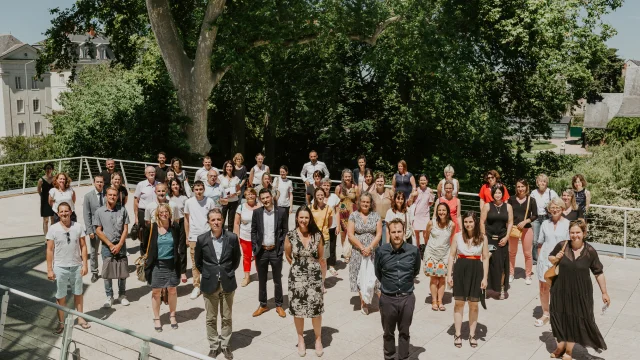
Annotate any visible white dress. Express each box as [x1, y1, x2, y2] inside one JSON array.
[[536, 218, 570, 282]]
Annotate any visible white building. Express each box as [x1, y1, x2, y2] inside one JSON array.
[[0, 34, 52, 137]]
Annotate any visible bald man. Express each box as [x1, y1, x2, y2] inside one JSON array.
[[134, 166, 159, 255]]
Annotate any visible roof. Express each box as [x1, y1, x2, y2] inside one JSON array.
[[34, 34, 110, 46], [0, 34, 23, 57], [628, 60, 640, 66], [615, 96, 640, 118]]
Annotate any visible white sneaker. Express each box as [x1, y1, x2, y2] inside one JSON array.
[[525, 277, 533, 285], [103, 297, 113, 308], [117, 295, 130, 306], [509, 275, 514, 283], [190, 287, 201, 300]]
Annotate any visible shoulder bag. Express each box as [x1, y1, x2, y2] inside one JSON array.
[[134, 225, 153, 282], [509, 197, 530, 239], [543, 241, 569, 286]]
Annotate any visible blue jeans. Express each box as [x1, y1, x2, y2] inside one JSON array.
[[101, 253, 126, 298], [531, 217, 545, 262]]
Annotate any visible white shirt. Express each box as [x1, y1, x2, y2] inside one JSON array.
[[220, 176, 240, 202], [300, 160, 330, 183], [385, 209, 413, 240], [194, 167, 211, 183], [530, 188, 558, 216], [145, 200, 180, 223], [134, 180, 158, 209], [46, 222, 85, 267], [49, 188, 75, 213], [204, 182, 223, 209], [327, 194, 341, 229], [274, 177, 294, 207], [252, 164, 269, 186], [237, 203, 257, 241], [184, 197, 215, 241], [169, 195, 189, 218], [262, 207, 276, 246]]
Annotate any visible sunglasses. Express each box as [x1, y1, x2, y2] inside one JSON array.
[[65, 232, 71, 245]]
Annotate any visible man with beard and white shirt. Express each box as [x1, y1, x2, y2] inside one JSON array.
[[300, 150, 330, 192]]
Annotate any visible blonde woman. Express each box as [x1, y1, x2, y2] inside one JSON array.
[[248, 153, 270, 188], [530, 173, 559, 264], [561, 189, 585, 221], [437, 165, 460, 197], [49, 172, 77, 223]]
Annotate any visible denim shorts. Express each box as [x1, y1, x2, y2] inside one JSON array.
[[54, 265, 83, 299]]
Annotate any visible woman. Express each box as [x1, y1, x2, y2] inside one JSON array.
[[385, 192, 414, 244], [336, 169, 359, 260], [273, 165, 294, 214], [447, 211, 489, 348], [391, 160, 416, 205], [311, 187, 333, 292], [111, 172, 128, 206], [413, 174, 435, 256], [171, 157, 192, 197], [169, 179, 189, 283], [255, 172, 279, 202], [353, 155, 367, 188], [561, 189, 585, 221], [165, 169, 176, 184], [305, 170, 324, 205], [38, 162, 55, 234], [480, 184, 513, 300], [424, 203, 454, 311], [322, 179, 341, 276], [220, 160, 241, 230], [548, 220, 609, 359], [359, 168, 375, 194], [49, 172, 77, 223], [433, 181, 462, 234], [437, 165, 460, 198], [478, 170, 510, 209], [507, 179, 537, 285], [144, 204, 183, 332], [285, 206, 325, 357], [372, 172, 393, 244], [248, 153, 270, 188], [347, 192, 382, 315], [572, 174, 591, 214], [234, 188, 261, 287], [530, 173, 559, 264], [535, 197, 570, 327], [232, 153, 248, 199]]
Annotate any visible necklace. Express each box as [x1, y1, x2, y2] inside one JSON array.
[[494, 202, 504, 214]]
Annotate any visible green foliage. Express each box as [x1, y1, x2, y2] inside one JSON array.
[[604, 117, 640, 144], [0, 136, 62, 192], [584, 129, 607, 146]]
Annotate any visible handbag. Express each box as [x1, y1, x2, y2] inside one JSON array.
[[102, 252, 130, 279], [509, 197, 530, 239], [134, 225, 153, 282], [544, 241, 569, 286], [357, 257, 377, 304], [343, 236, 352, 259]]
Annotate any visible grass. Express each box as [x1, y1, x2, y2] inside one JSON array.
[[531, 140, 557, 151]]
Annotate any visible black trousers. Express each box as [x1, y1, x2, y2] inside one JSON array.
[[138, 209, 149, 256], [379, 293, 416, 360], [256, 249, 283, 307], [221, 201, 239, 230], [328, 228, 337, 267], [176, 218, 187, 274]]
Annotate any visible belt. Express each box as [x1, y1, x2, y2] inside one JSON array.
[[381, 292, 411, 297], [458, 254, 481, 260], [262, 245, 276, 251]]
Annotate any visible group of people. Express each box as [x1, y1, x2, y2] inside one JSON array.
[[39, 150, 608, 360]]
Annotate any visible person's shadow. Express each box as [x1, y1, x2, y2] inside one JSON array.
[[446, 322, 488, 341], [539, 331, 604, 360], [231, 329, 262, 351]]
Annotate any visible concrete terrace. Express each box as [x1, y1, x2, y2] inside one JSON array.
[[1, 186, 640, 360]]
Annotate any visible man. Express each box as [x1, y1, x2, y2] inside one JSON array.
[[99, 158, 116, 189], [374, 218, 421, 360], [95, 187, 131, 308], [300, 150, 330, 191], [155, 151, 169, 183], [195, 156, 214, 183], [195, 209, 241, 359], [251, 189, 288, 317], [144, 182, 180, 227], [184, 181, 216, 300], [83, 175, 105, 283], [46, 202, 90, 333], [204, 168, 225, 209], [134, 166, 158, 255]]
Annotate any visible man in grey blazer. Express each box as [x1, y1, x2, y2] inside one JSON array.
[[195, 208, 241, 359], [83, 175, 105, 283]]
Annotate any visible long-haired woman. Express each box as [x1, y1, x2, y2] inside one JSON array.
[[392, 160, 417, 205], [311, 187, 334, 292], [171, 157, 192, 197], [249, 153, 270, 188], [385, 191, 414, 244], [220, 160, 241, 230], [38, 162, 55, 233], [571, 174, 591, 214], [49, 172, 77, 223], [359, 168, 375, 194], [561, 189, 585, 221], [424, 202, 454, 311], [507, 179, 537, 285], [234, 188, 261, 287], [111, 172, 128, 206], [413, 174, 435, 257], [169, 179, 189, 283], [336, 169, 359, 261], [433, 180, 462, 234]]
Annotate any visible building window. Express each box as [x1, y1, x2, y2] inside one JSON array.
[[18, 123, 26, 136], [17, 100, 24, 113], [15, 77, 22, 89], [32, 79, 39, 89], [33, 99, 40, 113], [35, 122, 42, 135]]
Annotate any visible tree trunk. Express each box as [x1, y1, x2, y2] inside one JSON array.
[[231, 86, 246, 155], [263, 111, 276, 165], [183, 92, 212, 155]]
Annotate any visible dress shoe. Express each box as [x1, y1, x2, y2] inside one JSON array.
[[208, 348, 221, 358], [252, 306, 269, 317], [91, 273, 99, 283], [222, 347, 234, 359], [275, 306, 286, 318]]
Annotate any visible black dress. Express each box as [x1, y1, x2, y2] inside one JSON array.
[[40, 177, 55, 217], [549, 242, 606, 351], [485, 203, 509, 292], [562, 208, 584, 221]]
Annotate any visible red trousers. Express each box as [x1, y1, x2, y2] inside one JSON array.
[[240, 239, 253, 272]]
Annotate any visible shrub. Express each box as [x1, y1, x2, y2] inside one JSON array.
[[604, 117, 640, 144]]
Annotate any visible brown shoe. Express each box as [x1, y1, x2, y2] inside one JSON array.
[[252, 306, 269, 317], [241, 277, 250, 287], [275, 306, 286, 318]]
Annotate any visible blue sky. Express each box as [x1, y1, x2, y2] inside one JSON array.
[[1, 0, 638, 60]]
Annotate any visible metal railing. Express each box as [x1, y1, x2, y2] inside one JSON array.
[[0, 156, 638, 258], [0, 284, 214, 360]]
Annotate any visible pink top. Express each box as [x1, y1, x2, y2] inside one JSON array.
[[412, 187, 434, 231]]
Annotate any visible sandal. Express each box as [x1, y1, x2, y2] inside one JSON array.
[[453, 334, 462, 348], [438, 302, 446, 311], [534, 314, 550, 327], [432, 301, 439, 311], [469, 335, 477, 348], [329, 267, 338, 276], [170, 315, 178, 330], [53, 322, 65, 335], [153, 318, 162, 333], [550, 349, 566, 358]]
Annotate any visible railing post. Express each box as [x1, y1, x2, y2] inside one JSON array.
[[59, 312, 74, 360], [77, 157, 83, 187], [623, 210, 628, 260], [97, 159, 102, 173], [22, 164, 27, 194], [0, 289, 8, 351], [119, 161, 129, 189], [139, 340, 150, 360], [84, 158, 93, 184], [59, 160, 62, 173]]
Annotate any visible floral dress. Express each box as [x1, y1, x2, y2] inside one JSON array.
[[338, 184, 358, 232], [288, 229, 324, 318], [348, 211, 381, 292]]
